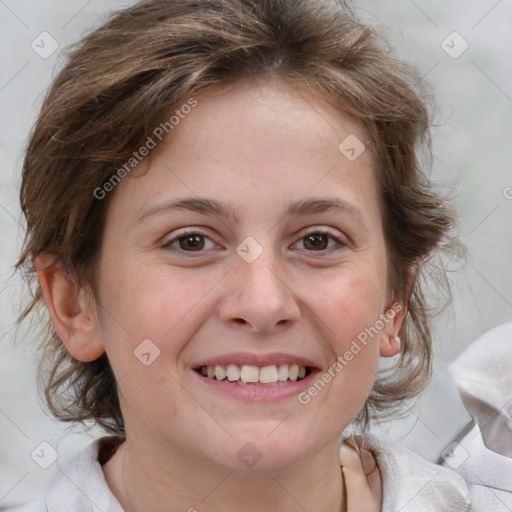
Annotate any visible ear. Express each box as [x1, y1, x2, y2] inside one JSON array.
[[379, 266, 414, 358], [36, 254, 105, 362], [378, 304, 405, 358]]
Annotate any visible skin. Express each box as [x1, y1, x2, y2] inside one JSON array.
[[37, 76, 405, 512]]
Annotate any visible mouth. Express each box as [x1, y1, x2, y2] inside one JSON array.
[[194, 363, 312, 386], [191, 352, 321, 400]]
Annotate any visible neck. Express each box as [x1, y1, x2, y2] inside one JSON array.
[[102, 433, 345, 512]]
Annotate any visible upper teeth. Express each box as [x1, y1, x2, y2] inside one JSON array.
[[199, 364, 307, 383]]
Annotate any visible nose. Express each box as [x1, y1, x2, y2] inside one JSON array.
[[218, 252, 301, 334]]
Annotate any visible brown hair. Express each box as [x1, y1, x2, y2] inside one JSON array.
[[17, 0, 462, 434]]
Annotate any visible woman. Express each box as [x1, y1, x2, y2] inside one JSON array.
[[14, 0, 474, 510]]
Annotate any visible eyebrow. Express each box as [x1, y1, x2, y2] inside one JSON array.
[[136, 196, 367, 226]]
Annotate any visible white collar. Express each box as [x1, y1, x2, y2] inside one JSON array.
[[43, 435, 471, 512], [356, 434, 471, 512], [44, 437, 124, 512]]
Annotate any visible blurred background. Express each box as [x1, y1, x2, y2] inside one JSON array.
[[0, 0, 511, 507]]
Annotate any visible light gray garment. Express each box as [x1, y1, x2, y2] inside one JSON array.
[[447, 321, 512, 510], [6, 434, 471, 512]]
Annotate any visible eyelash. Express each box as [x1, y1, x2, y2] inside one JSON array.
[[161, 228, 346, 256]]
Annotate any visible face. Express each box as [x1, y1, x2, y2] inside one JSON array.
[[92, 77, 402, 471]]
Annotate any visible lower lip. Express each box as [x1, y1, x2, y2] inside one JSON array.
[[192, 369, 321, 402]]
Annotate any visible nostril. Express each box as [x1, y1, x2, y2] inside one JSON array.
[[234, 318, 246, 324]]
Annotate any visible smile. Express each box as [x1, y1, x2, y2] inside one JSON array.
[[196, 364, 310, 385]]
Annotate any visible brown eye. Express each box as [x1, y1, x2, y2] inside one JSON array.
[[303, 233, 329, 250], [163, 231, 216, 254], [293, 229, 346, 254], [178, 234, 205, 251]]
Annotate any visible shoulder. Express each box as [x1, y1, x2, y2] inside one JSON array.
[[449, 321, 512, 434], [448, 321, 512, 509], [356, 434, 472, 512], [5, 436, 125, 512]]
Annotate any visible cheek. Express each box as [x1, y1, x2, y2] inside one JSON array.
[[312, 267, 387, 347], [95, 261, 219, 418], [299, 263, 387, 403], [96, 255, 220, 364]]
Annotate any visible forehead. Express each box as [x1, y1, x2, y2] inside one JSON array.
[[179, 77, 369, 159], [109, 77, 381, 226]]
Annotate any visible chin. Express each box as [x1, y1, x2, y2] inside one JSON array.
[[205, 424, 335, 473]]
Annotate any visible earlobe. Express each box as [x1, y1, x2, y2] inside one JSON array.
[[36, 254, 105, 362], [379, 333, 401, 357], [378, 300, 407, 358]]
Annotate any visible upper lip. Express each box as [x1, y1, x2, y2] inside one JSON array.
[[193, 352, 320, 370]]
